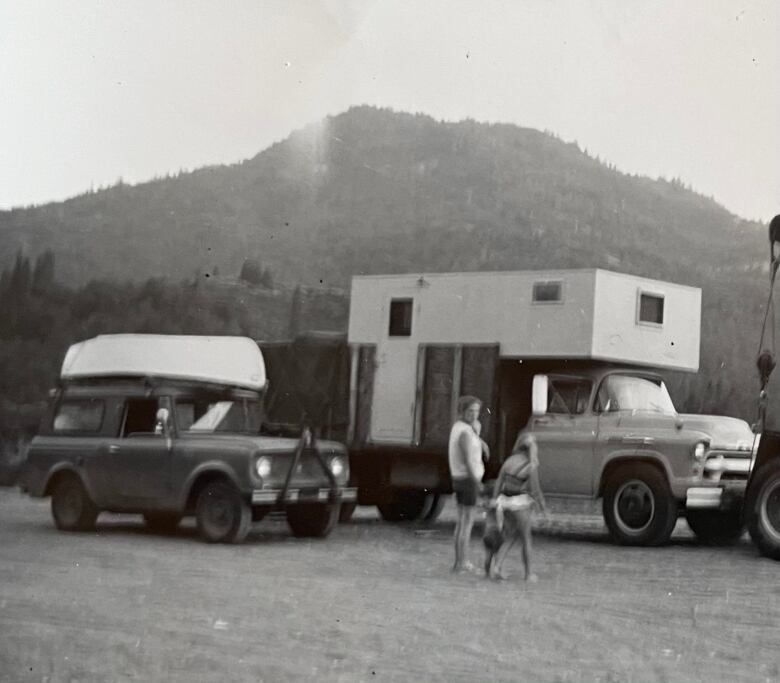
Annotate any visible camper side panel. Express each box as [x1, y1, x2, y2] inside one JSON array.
[[591, 270, 701, 372]]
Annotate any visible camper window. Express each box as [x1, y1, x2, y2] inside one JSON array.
[[388, 298, 413, 336], [532, 280, 563, 304], [638, 291, 664, 325]]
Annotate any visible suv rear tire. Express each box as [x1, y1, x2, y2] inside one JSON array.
[[602, 463, 677, 546], [51, 474, 99, 532], [746, 461, 780, 559], [196, 480, 251, 543]]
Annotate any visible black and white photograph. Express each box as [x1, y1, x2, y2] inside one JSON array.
[[1, 1, 779, 681]]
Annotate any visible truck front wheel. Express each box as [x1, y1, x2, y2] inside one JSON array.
[[746, 461, 780, 560], [685, 509, 744, 545], [287, 503, 340, 538], [602, 464, 677, 546], [195, 480, 251, 544]]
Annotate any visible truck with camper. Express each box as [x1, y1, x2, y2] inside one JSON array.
[[21, 334, 356, 543], [267, 268, 754, 546]]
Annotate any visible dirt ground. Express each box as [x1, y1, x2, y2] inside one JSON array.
[[1, 488, 779, 683]]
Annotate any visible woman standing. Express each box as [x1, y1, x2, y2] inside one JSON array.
[[489, 433, 548, 581]]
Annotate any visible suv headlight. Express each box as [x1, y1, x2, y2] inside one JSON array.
[[329, 455, 346, 477], [255, 456, 272, 478], [692, 441, 708, 461]]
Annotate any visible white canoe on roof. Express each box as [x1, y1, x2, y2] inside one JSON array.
[[61, 334, 266, 390]]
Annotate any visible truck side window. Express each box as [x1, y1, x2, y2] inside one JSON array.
[[548, 379, 592, 415], [121, 398, 160, 436]]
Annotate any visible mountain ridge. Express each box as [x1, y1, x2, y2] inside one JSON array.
[[0, 105, 766, 290]]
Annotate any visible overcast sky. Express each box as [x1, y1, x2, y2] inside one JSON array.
[[1, 0, 777, 221]]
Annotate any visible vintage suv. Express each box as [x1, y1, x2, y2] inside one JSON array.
[[21, 334, 356, 543], [523, 367, 755, 546]]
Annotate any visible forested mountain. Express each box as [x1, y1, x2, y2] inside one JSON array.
[[0, 106, 774, 471], [0, 105, 766, 289]]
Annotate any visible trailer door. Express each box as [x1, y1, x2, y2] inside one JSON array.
[[370, 339, 419, 443], [421, 344, 499, 449]]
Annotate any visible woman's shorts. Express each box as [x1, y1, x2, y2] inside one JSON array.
[[452, 477, 480, 507]]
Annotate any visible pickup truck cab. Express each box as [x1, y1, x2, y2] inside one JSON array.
[[523, 367, 754, 545], [21, 334, 356, 543]]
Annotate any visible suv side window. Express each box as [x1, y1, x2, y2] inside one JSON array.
[[120, 398, 160, 436], [53, 399, 104, 432], [547, 379, 592, 415]]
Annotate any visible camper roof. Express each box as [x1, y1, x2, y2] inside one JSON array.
[[61, 334, 266, 391]]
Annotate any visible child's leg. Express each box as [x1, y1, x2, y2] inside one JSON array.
[[517, 509, 536, 581], [490, 536, 516, 579]]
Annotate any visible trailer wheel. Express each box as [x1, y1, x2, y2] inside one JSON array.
[[685, 509, 744, 545], [287, 503, 340, 538], [338, 502, 357, 523], [746, 461, 780, 560], [377, 491, 432, 522], [196, 480, 251, 544], [51, 473, 99, 532], [423, 494, 445, 522], [602, 463, 677, 546], [143, 512, 181, 534]]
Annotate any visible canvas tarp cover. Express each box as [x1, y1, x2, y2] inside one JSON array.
[[259, 333, 351, 439]]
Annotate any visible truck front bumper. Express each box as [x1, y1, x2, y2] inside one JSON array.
[[685, 483, 746, 510], [251, 487, 357, 505]]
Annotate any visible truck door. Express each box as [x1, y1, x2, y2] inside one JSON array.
[[100, 397, 172, 503], [531, 375, 596, 496]]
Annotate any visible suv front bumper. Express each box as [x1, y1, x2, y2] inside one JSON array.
[[252, 487, 358, 505]]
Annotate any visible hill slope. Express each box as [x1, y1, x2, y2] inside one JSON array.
[[0, 106, 766, 289]]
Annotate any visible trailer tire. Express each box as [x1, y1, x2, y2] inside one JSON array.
[[377, 491, 432, 522], [423, 494, 445, 522], [602, 463, 677, 546], [686, 509, 744, 545], [338, 502, 357, 523], [746, 461, 780, 560], [287, 503, 340, 538]]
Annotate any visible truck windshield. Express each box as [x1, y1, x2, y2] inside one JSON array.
[[176, 398, 262, 433], [600, 375, 676, 415]]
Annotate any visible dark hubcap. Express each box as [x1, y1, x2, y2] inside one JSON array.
[[206, 497, 233, 533], [617, 482, 654, 531], [767, 483, 780, 534], [58, 485, 82, 524]]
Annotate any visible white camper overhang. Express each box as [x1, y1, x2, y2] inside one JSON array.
[[61, 334, 266, 391]]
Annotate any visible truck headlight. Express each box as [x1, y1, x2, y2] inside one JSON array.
[[255, 456, 272, 478], [692, 441, 708, 461], [329, 455, 345, 477]]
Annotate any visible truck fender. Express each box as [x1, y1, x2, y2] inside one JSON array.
[[597, 453, 672, 497], [179, 461, 245, 512]]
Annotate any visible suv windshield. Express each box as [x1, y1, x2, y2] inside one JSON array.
[[176, 398, 262, 434], [598, 375, 677, 415]]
